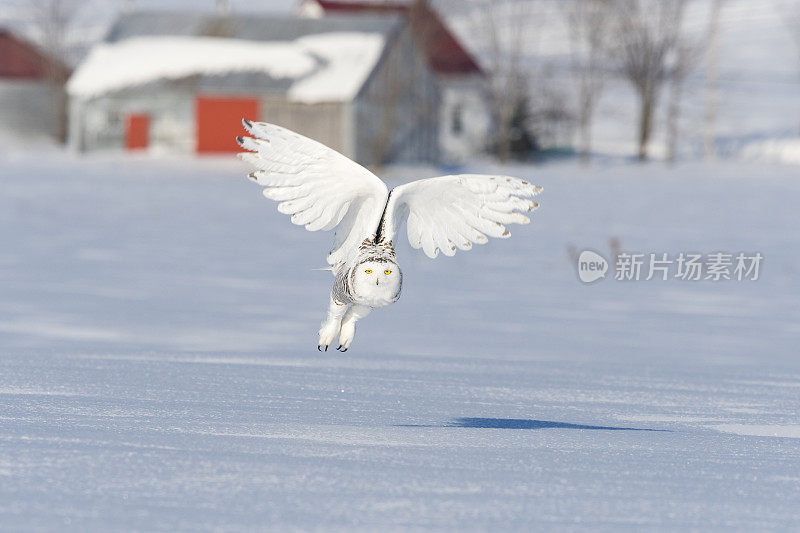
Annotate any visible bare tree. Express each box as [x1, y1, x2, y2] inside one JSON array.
[[607, 0, 687, 162], [28, 0, 78, 144], [703, 0, 723, 160], [664, 17, 700, 164], [449, 0, 555, 161], [483, 0, 537, 163], [561, 0, 613, 164], [525, 64, 572, 153], [781, 1, 800, 135]]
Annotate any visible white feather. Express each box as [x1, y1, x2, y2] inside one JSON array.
[[238, 120, 388, 266], [381, 175, 541, 259], [239, 122, 542, 266]]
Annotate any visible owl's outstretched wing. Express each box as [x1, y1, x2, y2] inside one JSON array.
[[237, 120, 389, 266], [377, 175, 542, 259]]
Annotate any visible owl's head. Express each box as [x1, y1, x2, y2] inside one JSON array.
[[352, 260, 402, 301]]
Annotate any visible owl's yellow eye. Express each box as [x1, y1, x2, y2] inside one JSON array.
[[384, 270, 391, 275], [364, 269, 372, 274]]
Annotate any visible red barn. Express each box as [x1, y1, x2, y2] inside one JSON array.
[[0, 29, 70, 140]]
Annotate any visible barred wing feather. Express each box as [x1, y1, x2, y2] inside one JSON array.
[[237, 120, 389, 266], [380, 175, 542, 259]]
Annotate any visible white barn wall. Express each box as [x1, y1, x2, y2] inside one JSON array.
[[261, 95, 347, 157], [71, 86, 348, 156], [353, 24, 440, 167], [70, 88, 195, 153], [0, 80, 59, 140]]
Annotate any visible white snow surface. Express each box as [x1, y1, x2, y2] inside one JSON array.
[[1, 151, 800, 530], [743, 138, 800, 165], [66, 33, 385, 103], [715, 425, 800, 439]]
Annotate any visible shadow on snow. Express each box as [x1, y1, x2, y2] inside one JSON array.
[[398, 417, 669, 431]]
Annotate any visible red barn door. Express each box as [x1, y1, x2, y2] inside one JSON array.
[[125, 113, 150, 151], [196, 96, 259, 153]]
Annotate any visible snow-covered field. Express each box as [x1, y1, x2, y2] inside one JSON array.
[[1, 151, 799, 530]]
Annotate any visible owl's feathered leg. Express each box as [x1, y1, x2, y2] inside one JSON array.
[[318, 296, 348, 351], [337, 304, 371, 352]]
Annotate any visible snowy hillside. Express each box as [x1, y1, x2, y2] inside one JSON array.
[[1, 151, 799, 530]]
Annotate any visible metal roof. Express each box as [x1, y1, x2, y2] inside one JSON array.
[[105, 11, 403, 43], [0, 29, 71, 80]]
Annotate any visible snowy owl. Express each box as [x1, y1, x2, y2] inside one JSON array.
[[236, 120, 542, 352]]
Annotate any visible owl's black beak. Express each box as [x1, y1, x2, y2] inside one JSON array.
[[375, 279, 379, 285]]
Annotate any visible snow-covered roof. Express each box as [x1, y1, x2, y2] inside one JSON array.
[[67, 32, 386, 103]]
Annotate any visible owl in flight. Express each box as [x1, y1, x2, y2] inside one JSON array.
[[237, 120, 542, 352]]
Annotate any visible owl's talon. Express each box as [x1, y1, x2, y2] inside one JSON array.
[[325, 345, 328, 351], [318, 345, 321, 351]]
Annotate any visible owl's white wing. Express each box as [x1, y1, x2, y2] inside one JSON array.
[[378, 175, 542, 259], [237, 120, 389, 266]]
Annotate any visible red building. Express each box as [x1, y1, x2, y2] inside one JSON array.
[[0, 29, 70, 139]]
